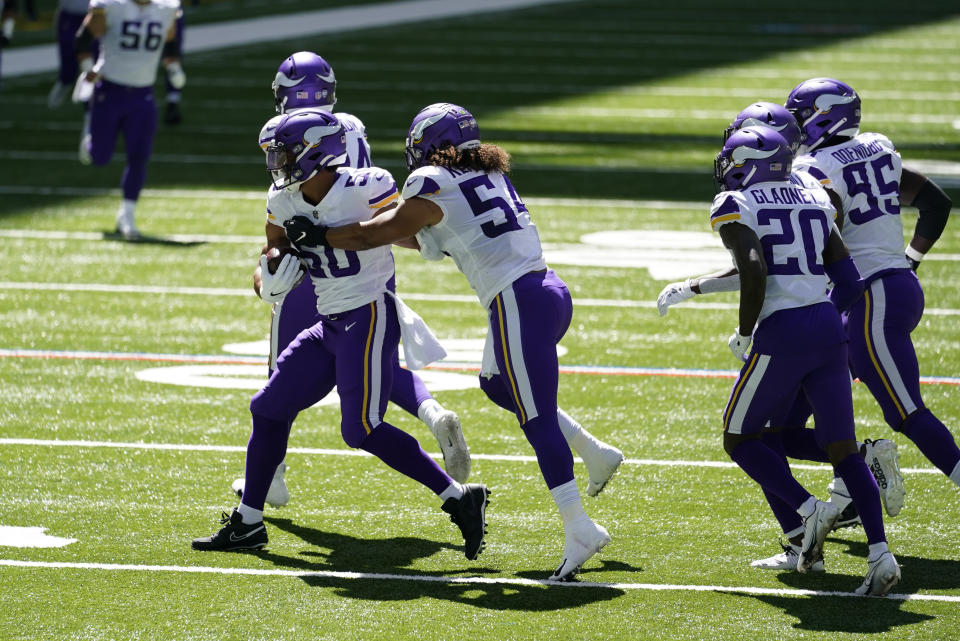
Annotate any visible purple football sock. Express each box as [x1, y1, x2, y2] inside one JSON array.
[[359, 423, 452, 495], [758, 443, 804, 534], [729, 439, 810, 510], [521, 415, 575, 490], [900, 409, 960, 478], [834, 453, 886, 545], [389, 365, 432, 417], [241, 413, 291, 510]]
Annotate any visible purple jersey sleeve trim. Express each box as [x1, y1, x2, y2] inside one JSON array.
[[806, 166, 829, 182], [410, 176, 442, 198], [368, 183, 398, 206]]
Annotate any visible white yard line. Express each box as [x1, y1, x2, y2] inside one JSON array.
[[0, 559, 956, 602], [1, 0, 580, 77], [0, 438, 945, 475], [3, 281, 960, 317]]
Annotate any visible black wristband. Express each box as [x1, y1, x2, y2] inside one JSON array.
[[912, 179, 952, 241]]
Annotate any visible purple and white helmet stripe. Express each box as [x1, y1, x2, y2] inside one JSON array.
[[272, 51, 337, 114], [266, 109, 347, 189], [725, 102, 802, 155], [405, 103, 481, 170], [714, 125, 793, 192], [785, 78, 861, 154]]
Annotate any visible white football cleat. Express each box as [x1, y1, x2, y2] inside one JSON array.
[[231, 462, 289, 508], [827, 477, 861, 530], [797, 500, 840, 573], [78, 134, 92, 166], [863, 439, 905, 517], [548, 517, 611, 582], [115, 204, 140, 241], [855, 551, 901, 596], [430, 410, 470, 483], [583, 443, 624, 497], [47, 81, 69, 109], [751, 542, 824, 572]]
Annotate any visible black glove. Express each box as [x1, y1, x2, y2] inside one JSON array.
[[905, 253, 920, 272], [283, 215, 329, 248]]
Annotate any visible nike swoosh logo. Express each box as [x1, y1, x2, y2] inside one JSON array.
[[345, 322, 357, 331], [268, 290, 286, 298], [228, 525, 264, 542], [293, 231, 307, 243]]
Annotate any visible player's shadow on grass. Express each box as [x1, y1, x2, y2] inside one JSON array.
[[102, 230, 206, 246], [259, 517, 626, 611], [734, 538, 958, 633]]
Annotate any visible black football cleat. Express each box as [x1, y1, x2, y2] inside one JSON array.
[[164, 101, 182, 125], [191, 509, 267, 551], [441, 484, 490, 560]]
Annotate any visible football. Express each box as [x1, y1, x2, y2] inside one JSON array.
[[265, 246, 305, 279]]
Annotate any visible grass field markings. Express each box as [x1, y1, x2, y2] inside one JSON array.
[[0, 186, 708, 210], [4, 282, 960, 317], [4, 347, 960, 386], [0, 559, 957, 602], [0, 438, 946, 476]]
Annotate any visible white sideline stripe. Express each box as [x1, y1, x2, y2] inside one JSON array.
[[1, 0, 579, 77], [0, 560, 955, 602], [0, 438, 943, 475], [3, 282, 960, 317], [0, 186, 706, 210]]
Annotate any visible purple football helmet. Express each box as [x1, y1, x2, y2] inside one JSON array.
[[266, 109, 346, 189], [785, 78, 861, 154], [405, 103, 481, 171], [272, 51, 337, 114], [724, 102, 802, 155], [714, 125, 793, 192]]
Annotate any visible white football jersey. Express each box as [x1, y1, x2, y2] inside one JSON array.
[[258, 110, 372, 169], [91, 0, 180, 88], [793, 132, 909, 279], [60, 0, 91, 14], [710, 177, 837, 324], [403, 166, 546, 308], [266, 167, 398, 315]]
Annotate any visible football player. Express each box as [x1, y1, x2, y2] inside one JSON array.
[[0, 0, 17, 88], [663, 83, 958, 503], [659, 101, 905, 567], [713, 125, 899, 596], [73, 0, 185, 240], [232, 52, 471, 508], [787, 78, 959, 493], [48, 0, 95, 108], [285, 103, 622, 580], [193, 111, 490, 558]]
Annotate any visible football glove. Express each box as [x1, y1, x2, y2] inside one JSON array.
[[283, 215, 329, 248], [656, 279, 695, 317], [164, 61, 186, 90], [258, 254, 301, 303], [727, 328, 752, 362]]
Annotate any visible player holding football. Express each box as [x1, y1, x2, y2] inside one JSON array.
[[193, 110, 490, 558], [712, 124, 899, 596], [73, 0, 185, 240], [231, 52, 471, 509], [285, 103, 620, 580]]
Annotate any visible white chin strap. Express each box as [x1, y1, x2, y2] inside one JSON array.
[[801, 113, 848, 153]]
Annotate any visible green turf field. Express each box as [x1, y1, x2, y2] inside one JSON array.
[[1, 1, 959, 640]]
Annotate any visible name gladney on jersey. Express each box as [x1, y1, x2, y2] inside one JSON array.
[[748, 186, 820, 206]]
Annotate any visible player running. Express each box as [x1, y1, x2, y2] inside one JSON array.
[[192, 110, 489, 558], [231, 52, 470, 509], [284, 103, 621, 580], [712, 124, 900, 595]]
